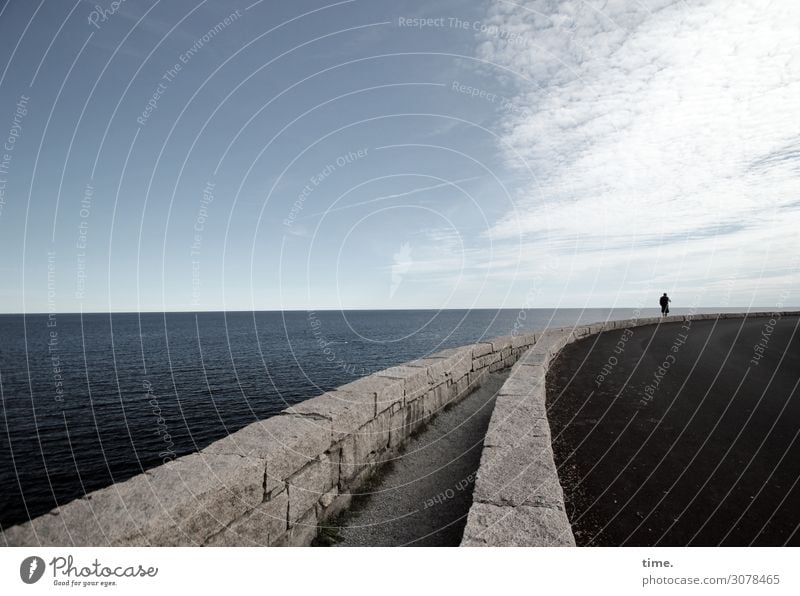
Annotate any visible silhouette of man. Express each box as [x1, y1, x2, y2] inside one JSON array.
[[659, 292, 671, 316]]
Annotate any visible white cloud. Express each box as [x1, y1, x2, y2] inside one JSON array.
[[390, 241, 413, 298], [472, 0, 800, 302]]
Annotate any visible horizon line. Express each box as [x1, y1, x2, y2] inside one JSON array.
[[1, 306, 796, 316]]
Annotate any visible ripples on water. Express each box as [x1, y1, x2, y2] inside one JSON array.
[[0, 307, 726, 527]]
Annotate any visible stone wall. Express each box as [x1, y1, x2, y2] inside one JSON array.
[[2, 330, 542, 547], [460, 311, 796, 546]]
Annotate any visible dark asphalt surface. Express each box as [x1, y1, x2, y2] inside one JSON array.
[[329, 372, 507, 546], [547, 315, 800, 546]]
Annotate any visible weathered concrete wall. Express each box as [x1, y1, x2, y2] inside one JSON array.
[[2, 331, 542, 547], [461, 311, 797, 546]]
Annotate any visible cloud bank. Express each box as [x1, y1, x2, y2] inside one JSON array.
[[473, 0, 800, 303]]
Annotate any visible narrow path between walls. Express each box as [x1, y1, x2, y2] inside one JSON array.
[[325, 372, 508, 546]]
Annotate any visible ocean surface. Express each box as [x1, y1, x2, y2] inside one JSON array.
[[0, 307, 744, 528]]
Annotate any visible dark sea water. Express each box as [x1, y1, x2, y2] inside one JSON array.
[[0, 307, 738, 528]]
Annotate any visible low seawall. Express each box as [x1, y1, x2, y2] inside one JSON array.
[[461, 328, 579, 546], [2, 331, 541, 546]]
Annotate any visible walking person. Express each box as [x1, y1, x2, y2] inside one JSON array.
[[659, 292, 671, 316]]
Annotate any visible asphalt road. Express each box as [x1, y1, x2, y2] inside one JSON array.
[[546, 314, 800, 546]]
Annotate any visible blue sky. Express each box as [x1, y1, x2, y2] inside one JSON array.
[[0, 0, 797, 312]]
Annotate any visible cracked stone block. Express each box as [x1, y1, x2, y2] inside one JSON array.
[[489, 359, 506, 372], [443, 379, 460, 405], [490, 336, 513, 352], [2, 485, 132, 547], [472, 342, 494, 357], [319, 486, 338, 509], [319, 489, 352, 521], [519, 350, 550, 366], [285, 389, 376, 442], [145, 453, 265, 545], [338, 411, 391, 488], [570, 326, 589, 338], [425, 346, 473, 382], [442, 350, 473, 381], [205, 489, 288, 546], [338, 459, 375, 494], [472, 443, 564, 510], [376, 365, 430, 398], [452, 374, 471, 401], [386, 403, 409, 449], [407, 357, 450, 386], [468, 368, 489, 388], [499, 368, 546, 398], [584, 323, 606, 335], [601, 321, 618, 332], [519, 333, 570, 366], [511, 333, 534, 349], [360, 408, 392, 454], [483, 401, 550, 449], [405, 394, 428, 435], [461, 502, 575, 547], [274, 506, 318, 547], [287, 453, 338, 524], [337, 374, 404, 415], [203, 416, 332, 495], [3, 453, 264, 546], [511, 360, 548, 379], [476, 352, 500, 369], [640, 316, 662, 325], [493, 385, 548, 416], [338, 434, 365, 487], [421, 382, 450, 417], [619, 317, 657, 329]]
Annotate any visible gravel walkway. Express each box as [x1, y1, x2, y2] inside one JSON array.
[[327, 372, 508, 546]]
